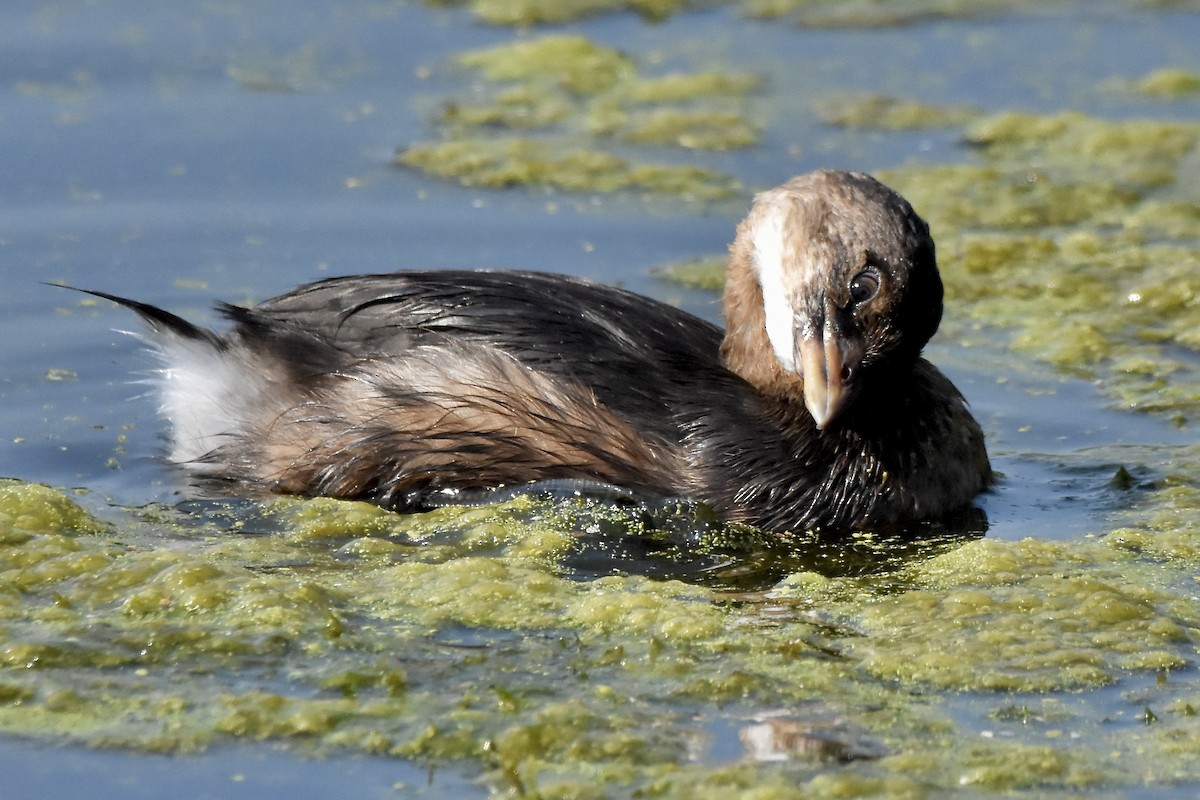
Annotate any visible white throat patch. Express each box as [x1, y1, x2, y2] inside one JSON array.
[[749, 202, 799, 373]]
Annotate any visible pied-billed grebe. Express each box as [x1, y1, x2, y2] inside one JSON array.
[[78, 170, 991, 534]]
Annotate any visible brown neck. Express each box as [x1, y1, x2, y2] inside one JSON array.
[[719, 231, 807, 408]]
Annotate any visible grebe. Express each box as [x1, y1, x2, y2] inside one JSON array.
[[79, 170, 991, 534]]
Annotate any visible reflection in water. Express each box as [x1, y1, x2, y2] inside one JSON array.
[[738, 715, 883, 763]]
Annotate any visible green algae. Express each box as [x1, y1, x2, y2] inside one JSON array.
[[398, 137, 740, 198], [652, 256, 727, 291], [1137, 68, 1200, 98], [402, 34, 759, 196], [842, 539, 1198, 691], [439, 0, 692, 25], [962, 111, 1200, 188], [3, 478, 1200, 796], [457, 36, 634, 96], [1104, 446, 1200, 563], [815, 94, 980, 130], [878, 164, 1144, 232], [739, 0, 1032, 27], [437, 86, 572, 130], [590, 107, 760, 149], [0, 481, 105, 536], [626, 72, 761, 103]]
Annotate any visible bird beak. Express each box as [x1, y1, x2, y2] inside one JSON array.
[[795, 318, 862, 430]]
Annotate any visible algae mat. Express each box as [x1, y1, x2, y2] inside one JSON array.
[[4, 477, 1200, 797]]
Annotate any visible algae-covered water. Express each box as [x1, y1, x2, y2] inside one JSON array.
[[3, 1, 1200, 798]]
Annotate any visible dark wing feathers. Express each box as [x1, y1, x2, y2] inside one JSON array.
[[248, 271, 727, 438], [255, 270, 722, 359]]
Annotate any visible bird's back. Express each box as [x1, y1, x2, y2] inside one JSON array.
[[162, 271, 731, 509]]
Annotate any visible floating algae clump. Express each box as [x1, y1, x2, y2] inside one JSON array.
[[652, 256, 727, 291], [441, 0, 692, 25], [878, 164, 1142, 233], [398, 137, 739, 198], [1136, 68, 1200, 98], [403, 34, 759, 196], [836, 538, 1197, 691], [815, 94, 979, 129], [360, 557, 575, 629], [590, 107, 760, 149], [1105, 446, 1200, 562], [0, 481, 104, 537], [626, 71, 761, 103], [738, 0, 1029, 27], [963, 111, 1200, 187], [438, 86, 572, 130], [456, 35, 634, 96]]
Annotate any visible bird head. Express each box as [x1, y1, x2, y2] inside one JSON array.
[[729, 170, 943, 429]]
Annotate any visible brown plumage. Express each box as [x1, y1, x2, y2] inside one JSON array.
[[78, 170, 991, 534]]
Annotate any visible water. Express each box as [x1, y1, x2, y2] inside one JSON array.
[[2, 0, 1199, 796], [0, 738, 484, 800]]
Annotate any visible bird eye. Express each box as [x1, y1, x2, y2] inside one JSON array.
[[849, 268, 880, 306]]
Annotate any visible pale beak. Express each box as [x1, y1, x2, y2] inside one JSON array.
[[795, 317, 862, 430]]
